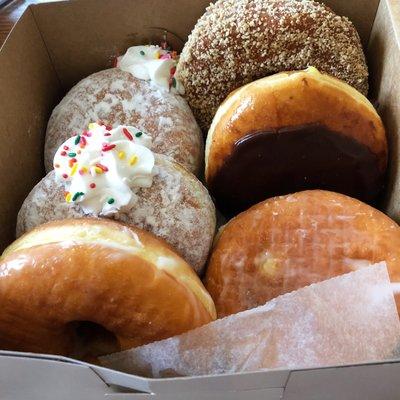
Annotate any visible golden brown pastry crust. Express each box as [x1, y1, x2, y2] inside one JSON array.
[[0, 219, 216, 357], [205, 190, 400, 317], [205, 69, 386, 184]]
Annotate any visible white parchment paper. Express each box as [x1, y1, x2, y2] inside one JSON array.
[[101, 263, 400, 377]]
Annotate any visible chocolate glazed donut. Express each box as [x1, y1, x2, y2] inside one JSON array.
[[205, 68, 387, 217], [209, 124, 382, 217]]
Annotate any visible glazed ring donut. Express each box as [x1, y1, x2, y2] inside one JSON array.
[[205, 190, 400, 318], [44, 68, 203, 175], [205, 68, 387, 216], [0, 219, 216, 358], [177, 0, 368, 130], [17, 154, 216, 274]]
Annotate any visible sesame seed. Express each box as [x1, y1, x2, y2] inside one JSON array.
[[176, 0, 368, 131]]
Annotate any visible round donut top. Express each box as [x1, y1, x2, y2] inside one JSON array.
[[16, 154, 216, 274], [205, 190, 400, 317], [4, 218, 217, 320], [44, 68, 203, 175], [205, 67, 386, 181], [177, 0, 368, 130]]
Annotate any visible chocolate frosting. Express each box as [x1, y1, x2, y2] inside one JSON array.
[[208, 124, 384, 217]]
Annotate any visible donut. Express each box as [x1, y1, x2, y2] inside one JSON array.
[[177, 0, 368, 130], [44, 67, 203, 175], [205, 68, 387, 217], [18, 124, 215, 273], [205, 190, 400, 317], [0, 219, 216, 358]]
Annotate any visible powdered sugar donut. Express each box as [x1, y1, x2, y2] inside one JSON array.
[[17, 154, 215, 274], [44, 67, 203, 174], [177, 0, 369, 130]]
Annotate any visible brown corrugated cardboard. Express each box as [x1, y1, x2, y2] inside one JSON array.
[[0, 8, 61, 250], [29, 0, 212, 89], [368, 0, 400, 221], [0, 0, 400, 398]]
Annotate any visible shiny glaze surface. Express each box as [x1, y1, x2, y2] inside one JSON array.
[[0, 219, 216, 358], [209, 124, 383, 217], [205, 190, 400, 317]]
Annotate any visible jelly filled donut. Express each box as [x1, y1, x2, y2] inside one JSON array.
[[177, 0, 368, 130], [205, 68, 387, 217], [205, 190, 400, 317], [45, 45, 202, 175], [18, 124, 215, 274], [0, 219, 216, 358]]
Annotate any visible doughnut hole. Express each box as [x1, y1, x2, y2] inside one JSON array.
[[66, 321, 120, 361]]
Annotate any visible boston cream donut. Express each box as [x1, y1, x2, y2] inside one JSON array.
[[205, 190, 400, 318], [45, 45, 202, 175], [205, 68, 387, 216], [18, 123, 216, 274], [177, 0, 368, 129], [0, 219, 216, 358]]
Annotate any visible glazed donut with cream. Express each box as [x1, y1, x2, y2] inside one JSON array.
[[45, 45, 203, 175], [0, 219, 216, 358], [205, 68, 387, 216], [177, 0, 369, 130], [18, 123, 215, 274], [205, 190, 400, 318]]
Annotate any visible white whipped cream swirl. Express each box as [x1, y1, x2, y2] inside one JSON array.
[[117, 45, 184, 94], [53, 123, 154, 216]]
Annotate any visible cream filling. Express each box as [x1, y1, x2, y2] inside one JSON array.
[[2, 225, 216, 319]]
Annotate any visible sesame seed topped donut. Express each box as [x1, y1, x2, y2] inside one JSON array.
[[177, 0, 369, 130]]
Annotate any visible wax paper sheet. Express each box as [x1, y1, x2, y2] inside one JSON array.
[[101, 263, 400, 377]]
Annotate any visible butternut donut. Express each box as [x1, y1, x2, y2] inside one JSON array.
[[17, 154, 216, 274], [205, 190, 400, 317], [0, 219, 216, 358], [205, 68, 387, 216], [44, 68, 203, 175], [177, 0, 368, 130]]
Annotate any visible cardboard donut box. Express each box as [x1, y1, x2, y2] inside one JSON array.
[[1, 0, 400, 398]]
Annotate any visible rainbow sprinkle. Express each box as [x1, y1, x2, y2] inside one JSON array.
[[129, 155, 138, 166], [118, 151, 126, 159], [123, 127, 133, 141], [72, 192, 84, 202], [135, 131, 143, 138], [102, 144, 116, 152], [107, 198, 115, 204], [65, 192, 72, 202], [95, 163, 109, 172], [70, 164, 78, 176]]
